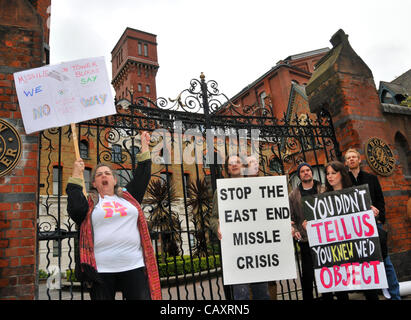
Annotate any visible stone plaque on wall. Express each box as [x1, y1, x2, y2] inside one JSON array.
[[0, 119, 22, 177], [364, 137, 395, 177]]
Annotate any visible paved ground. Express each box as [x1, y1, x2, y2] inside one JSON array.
[[37, 279, 411, 300]]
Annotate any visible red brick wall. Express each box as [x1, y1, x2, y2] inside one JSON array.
[[28, 0, 51, 45], [226, 51, 328, 120], [0, 0, 47, 299], [307, 29, 411, 280], [229, 66, 313, 119], [331, 73, 411, 257]]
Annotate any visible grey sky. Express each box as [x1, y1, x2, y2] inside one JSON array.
[[50, 0, 411, 101]]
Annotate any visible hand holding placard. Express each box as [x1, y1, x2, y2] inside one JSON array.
[[217, 175, 297, 285], [13, 56, 116, 135], [302, 185, 388, 292], [13, 57, 115, 197], [70, 123, 87, 196]]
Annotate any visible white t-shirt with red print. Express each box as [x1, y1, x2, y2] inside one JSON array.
[[92, 194, 145, 272]]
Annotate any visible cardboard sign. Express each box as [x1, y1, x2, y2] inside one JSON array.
[[302, 185, 388, 292], [217, 176, 297, 285], [13, 56, 116, 134]]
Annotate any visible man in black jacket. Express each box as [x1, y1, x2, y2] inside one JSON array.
[[345, 148, 401, 300], [289, 163, 325, 300]]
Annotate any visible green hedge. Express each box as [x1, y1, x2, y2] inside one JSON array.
[[63, 255, 221, 282], [66, 269, 76, 282], [158, 255, 220, 277]]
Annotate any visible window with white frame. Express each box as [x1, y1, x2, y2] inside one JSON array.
[[112, 144, 122, 163], [52, 166, 62, 195]]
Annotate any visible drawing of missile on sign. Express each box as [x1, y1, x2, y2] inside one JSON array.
[[13, 56, 116, 134]]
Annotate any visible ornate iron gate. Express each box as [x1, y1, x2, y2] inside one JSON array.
[[36, 74, 341, 300]]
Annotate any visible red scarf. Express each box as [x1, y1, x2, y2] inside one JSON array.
[[79, 191, 162, 300]]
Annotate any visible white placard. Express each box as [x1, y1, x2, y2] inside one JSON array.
[[13, 56, 116, 134], [217, 175, 297, 285], [303, 186, 388, 292]]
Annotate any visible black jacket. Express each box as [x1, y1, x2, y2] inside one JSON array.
[[289, 180, 325, 242], [349, 169, 387, 258], [65, 155, 151, 283], [66, 156, 151, 226], [348, 170, 386, 224]]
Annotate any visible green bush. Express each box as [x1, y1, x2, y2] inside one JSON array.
[[66, 269, 77, 282], [60, 255, 221, 281], [38, 269, 48, 280], [158, 255, 221, 277]]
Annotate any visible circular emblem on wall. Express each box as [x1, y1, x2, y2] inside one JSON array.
[[364, 137, 395, 176], [0, 119, 22, 177]]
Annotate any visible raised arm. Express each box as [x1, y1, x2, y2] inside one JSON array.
[[66, 159, 89, 225], [125, 131, 152, 203]]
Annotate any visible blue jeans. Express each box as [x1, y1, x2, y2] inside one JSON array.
[[377, 223, 401, 300], [232, 282, 270, 300], [384, 255, 401, 300]]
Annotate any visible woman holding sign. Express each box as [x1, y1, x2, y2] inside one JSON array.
[[66, 131, 161, 300], [321, 161, 352, 300], [324, 161, 380, 301], [210, 154, 271, 300], [324, 161, 353, 192]]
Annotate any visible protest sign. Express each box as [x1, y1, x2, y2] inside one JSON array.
[[13, 56, 116, 134], [302, 185, 388, 293], [217, 175, 297, 285]]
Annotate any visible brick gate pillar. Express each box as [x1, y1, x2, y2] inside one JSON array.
[[0, 0, 46, 299], [306, 29, 411, 281]]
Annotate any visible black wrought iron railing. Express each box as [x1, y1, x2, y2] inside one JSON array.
[[36, 74, 339, 300]]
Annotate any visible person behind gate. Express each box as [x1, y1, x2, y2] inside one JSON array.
[[66, 131, 161, 300], [289, 162, 325, 300], [210, 154, 271, 300]]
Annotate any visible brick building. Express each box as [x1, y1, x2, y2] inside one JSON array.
[[34, 26, 204, 283], [111, 27, 159, 103], [0, 0, 51, 299], [218, 48, 333, 185], [378, 69, 411, 179], [306, 29, 411, 280], [1, 1, 410, 301], [222, 29, 411, 281], [222, 48, 329, 119]]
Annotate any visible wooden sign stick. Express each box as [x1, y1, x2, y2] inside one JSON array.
[[71, 123, 87, 196]]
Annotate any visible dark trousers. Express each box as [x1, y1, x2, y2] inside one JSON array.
[[362, 289, 379, 300], [299, 241, 315, 300], [322, 291, 349, 301], [90, 267, 151, 300]]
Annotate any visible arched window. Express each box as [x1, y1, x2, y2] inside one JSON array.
[[394, 132, 410, 178], [117, 169, 132, 187], [52, 165, 63, 195], [131, 146, 140, 158], [381, 90, 395, 104], [84, 168, 92, 191], [112, 144, 122, 163], [79, 140, 89, 159], [259, 91, 267, 108], [269, 157, 282, 174]]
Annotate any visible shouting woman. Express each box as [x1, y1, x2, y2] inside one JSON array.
[[66, 131, 161, 300]]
